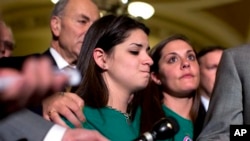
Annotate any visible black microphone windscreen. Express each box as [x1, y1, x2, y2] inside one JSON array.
[[134, 116, 179, 141], [153, 117, 179, 140]]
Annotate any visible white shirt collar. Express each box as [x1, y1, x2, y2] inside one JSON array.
[[49, 48, 70, 70], [201, 95, 210, 111]]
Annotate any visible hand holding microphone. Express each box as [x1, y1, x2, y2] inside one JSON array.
[[134, 117, 179, 141]]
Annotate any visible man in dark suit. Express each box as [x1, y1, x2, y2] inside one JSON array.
[[0, 0, 99, 70], [0, 0, 99, 121], [0, 0, 105, 140], [197, 46, 224, 111], [197, 44, 250, 141], [41, 0, 99, 127]]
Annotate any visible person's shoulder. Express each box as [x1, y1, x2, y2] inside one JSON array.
[[225, 44, 250, 53], [83, 106, 101, 119], [222, 44, 250, 60]]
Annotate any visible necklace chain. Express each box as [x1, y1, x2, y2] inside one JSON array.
[[106, 106, 130, 120]]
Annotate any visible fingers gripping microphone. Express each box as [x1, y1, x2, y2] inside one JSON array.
[[134, 117, 179, 141]]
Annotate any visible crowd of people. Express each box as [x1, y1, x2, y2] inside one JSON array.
[[0, 0, 248, 141]]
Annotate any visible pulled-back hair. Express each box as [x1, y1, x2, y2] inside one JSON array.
[[133, 34, 202, 135], [75, 15, 150, 109]]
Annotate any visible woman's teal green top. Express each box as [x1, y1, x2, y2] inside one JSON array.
[[64, 106, 140, 141], [133, 105, 193, 141], [162, 104, 193, 141]]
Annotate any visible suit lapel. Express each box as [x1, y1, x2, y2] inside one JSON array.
[[42, 49, 58, 68]]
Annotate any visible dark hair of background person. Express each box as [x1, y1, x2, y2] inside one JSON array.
[[197, 45, 226, 60], [74, 15, 150, 114], [132, 34, 205, 138]]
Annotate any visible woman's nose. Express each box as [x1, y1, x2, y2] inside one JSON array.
[[181, 61, 190, 69], [145, 55, 153, 66]]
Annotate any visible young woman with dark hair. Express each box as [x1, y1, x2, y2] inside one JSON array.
[[133, 34, 205, 141], [64, 15, 153, 141]]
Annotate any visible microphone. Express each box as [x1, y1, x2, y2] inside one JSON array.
[[134, 117, 179, 141], [58, 67, 81, 86]]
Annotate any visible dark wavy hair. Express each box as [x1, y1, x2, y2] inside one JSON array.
[[75, 15, 150, 109]]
